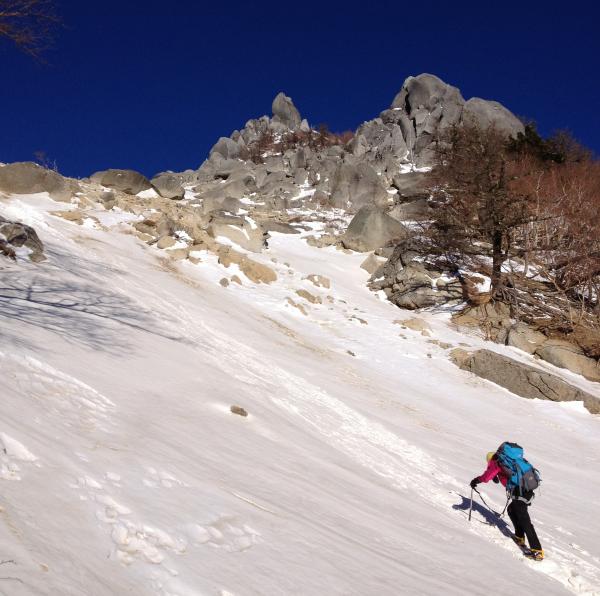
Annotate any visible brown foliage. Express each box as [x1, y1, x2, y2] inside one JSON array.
[[0, 0, 59, 59], [430, 123, 599, 350], [247, 126, 353, 164]]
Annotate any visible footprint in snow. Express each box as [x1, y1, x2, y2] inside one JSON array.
[[185, 515, 261, 553], [143, 467, 189, 488], [0, 432, 39, 481]]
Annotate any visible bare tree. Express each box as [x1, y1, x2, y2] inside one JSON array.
[[430, 124, 534, 296], [0, 0, 59, 60]]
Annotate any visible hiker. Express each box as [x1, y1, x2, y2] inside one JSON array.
[[470, 444, 544, 561]]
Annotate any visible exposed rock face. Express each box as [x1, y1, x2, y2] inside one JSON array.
[[535, 340, 600, 383], [90, 169, 152, 195], [342, 206, 409, 252], [389, 73, 524, 165], [0, 215, 45, 261], [450, 349, 600, 415], [330, 163, 389, 210], [181, 73, 523, 239], [391, 74, 465, 162], [0, 162, 76, 201], [369, 241, 463, 309]]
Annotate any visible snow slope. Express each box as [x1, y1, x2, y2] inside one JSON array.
[[1, 193, 599, 596]]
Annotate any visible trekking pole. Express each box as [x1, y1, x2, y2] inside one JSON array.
[[468, 487, 474, 521], [473, 487, 502, 517]]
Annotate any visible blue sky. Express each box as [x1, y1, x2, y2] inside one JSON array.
[[2, 0, 599, 178]]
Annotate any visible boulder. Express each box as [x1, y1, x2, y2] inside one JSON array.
[[342, 206, 409, 252], [392, 171, 429, 199], [450, 349, 600, 415], [239, 257, 277, 284], [151, 172, 186, 200], [390, 263, 462, 309], [0, 215, 45, 262], [399, 318, 431, 333], [271, 92, 301, 129], [90, 169, 152, 195], [157, 236, 177, 249], [133, 214, 176, 238], [209, 137, 248, 161], [330, 163, 389, 210], [536, 340, 600, 382], [462, 98, 524, 138], [388, 198, 431, 222], [258, 221, 300, 235], [369, 241, 463, 309], [208, 214, 267, 253], [200, 196, 242, 215], [230, 405, 248, 417], [507, 323, 547, 355], [391, 74, 465, 162], [360, 253, 386, 275], [217, 246, 277, 284], [296, 289, 322, 304], [0, 162, 76, 201], [304, 274, 331, 289]]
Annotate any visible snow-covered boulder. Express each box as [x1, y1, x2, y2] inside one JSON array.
[[0, 215, 45, 262], [208, 214, 267, 253]]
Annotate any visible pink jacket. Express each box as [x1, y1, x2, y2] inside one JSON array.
[[478, 459, 507, 487]]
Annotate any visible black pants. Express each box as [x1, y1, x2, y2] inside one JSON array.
[[507, 499, 542, 551]]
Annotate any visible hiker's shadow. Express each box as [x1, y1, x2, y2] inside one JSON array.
[[452, 493, 512, 538]]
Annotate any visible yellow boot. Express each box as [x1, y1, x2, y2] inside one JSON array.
[[528, 549, 544, 561]]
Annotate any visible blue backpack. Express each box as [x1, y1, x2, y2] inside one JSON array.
[[496, 442, 541, 493]]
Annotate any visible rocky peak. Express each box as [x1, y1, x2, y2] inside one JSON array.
[[392, 73, 465, 115], [271, 92, 302, 130], [387, 73, 524, 163]]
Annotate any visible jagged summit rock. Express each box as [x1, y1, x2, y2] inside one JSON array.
[[392, 73, 465, 116], [388, 73, 524, 164], [271, 92, 302, 130]]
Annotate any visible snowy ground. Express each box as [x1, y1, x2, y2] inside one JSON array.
[[1, 193, 599, 596]]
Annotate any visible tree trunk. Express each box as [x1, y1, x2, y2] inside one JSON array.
[[491, 229, 503, 296]]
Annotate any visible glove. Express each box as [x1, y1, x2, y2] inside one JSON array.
[[470, 477, 480, 489]]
